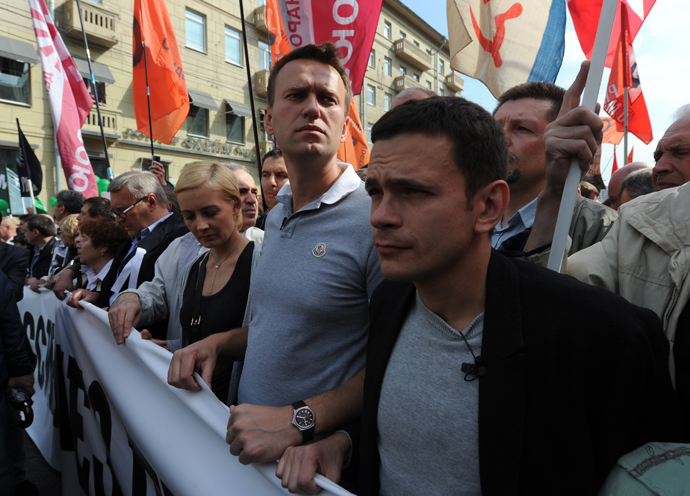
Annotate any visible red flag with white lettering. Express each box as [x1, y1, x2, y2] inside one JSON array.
[[603, 4, 653, 144], [274, 0, 382, 95], [568, 0, 656, 67], [29, 0, 98, 197]]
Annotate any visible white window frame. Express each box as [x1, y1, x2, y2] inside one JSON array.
[[366, 85, 375, 106], [368, 51, 375, 69], [185, 9, 206, 53], [383, 57, 391, 76], [384, 93, 392, 111], [383, 21, 391, 40], [224, 26, 242, 66]]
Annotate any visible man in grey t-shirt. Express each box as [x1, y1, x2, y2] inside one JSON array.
[[277, 72, 680, 495], [167, 42, 382, 474]]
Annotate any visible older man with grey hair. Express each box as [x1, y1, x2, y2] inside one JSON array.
[[618, 168, 654, 206], [68, 172, 187, 338], [224, 163, 264, 243]]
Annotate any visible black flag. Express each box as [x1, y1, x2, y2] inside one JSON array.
[[16, 119, 42, 197]]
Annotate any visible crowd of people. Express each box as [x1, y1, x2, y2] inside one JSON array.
[[2, 41, 690, 495]]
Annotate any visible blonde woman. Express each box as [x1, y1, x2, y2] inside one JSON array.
[[115, 162, 260, 403]]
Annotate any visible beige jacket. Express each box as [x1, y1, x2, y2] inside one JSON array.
[[568, 183, 690, 381]]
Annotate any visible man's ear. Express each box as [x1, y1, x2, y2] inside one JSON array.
[[340, 115, 350, 144], [473, 180, 510, 234], [264, 107, 275, 136]]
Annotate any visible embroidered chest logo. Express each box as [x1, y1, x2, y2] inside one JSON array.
[[312, 243, 326, 258]]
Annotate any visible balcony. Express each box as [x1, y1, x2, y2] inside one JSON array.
[[61, 0, 119, 48], [82, 107, 122, 139], [445, 72, 464, 93], [393, 75, 424, 92], [254, 69, 269, 99], [393, 39, 432, 72], [255, 5, 267, 34]]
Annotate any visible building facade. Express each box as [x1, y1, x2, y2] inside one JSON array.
[[0, 0, 461, 211], [360, 0, 463, 142]]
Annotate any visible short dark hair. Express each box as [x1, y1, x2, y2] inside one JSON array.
[[262, 148, 283, 163], [620, 169, 654, 200], [372, 96, 508, 200], [79, 219, 129, 257], [25, 214, 56, 237], [83, 197, 113, 219], [56, 190, 85, 214], [494, 82, 566, 123], [267, 42, 353, 113]]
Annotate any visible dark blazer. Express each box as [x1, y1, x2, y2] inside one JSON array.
[[0, 270, 33, 391], [359, 251, 681, 496], [28, 236, 56, 279], [0, 243, 30, 301], [98, 214, 187, 338]]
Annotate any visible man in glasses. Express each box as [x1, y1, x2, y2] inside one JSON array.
[[68, 172, 187, 339]]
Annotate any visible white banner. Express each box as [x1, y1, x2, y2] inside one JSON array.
[[18, 288, 352, 496], [18, 287, 61, 470]]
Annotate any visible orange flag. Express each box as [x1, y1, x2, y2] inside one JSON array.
[[601, 117, 624, 145], [338, 101, 370, 171], [133, 0, 189, 144], [265, 0, 291, 64], [627, 146, 634, 165], [603, 4, 653, 145]]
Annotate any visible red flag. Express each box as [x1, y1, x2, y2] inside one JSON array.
[[265, 0, 291, 64], [627, 146, 634, 165], [568, 0, 655, 67], [337, 100, 370, 170], [274, 0, 382, 95], [29, 0, 98, 198], [133, 0, 189, 144], [603, 5, 653, 144], [612, 146, 619, 173]]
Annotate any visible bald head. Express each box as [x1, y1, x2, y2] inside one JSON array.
[[0, 216, 16, 242], [391, 88, 436, 109], [607, 162, 652, 210]]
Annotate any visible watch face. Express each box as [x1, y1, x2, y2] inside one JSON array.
[[294, 407, 314, 429]]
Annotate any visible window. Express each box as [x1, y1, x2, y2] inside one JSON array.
[[186, 105, 208, 137], [367, 123, 373, 143], [399, 31, 406, 39], [259, 41, 271, 71], [413, 73, 420, 82], [0, 57, 31, 105], [383, 57, 391, 76], [383, 21, 391, 39], [439, 60, 444, 75], [225, 27, 242, 65], [439, 88, 445, 96], [413, 40, 419, 47], [426, 48, 431, 55], [226, 113, 245, 144], [367, 85, 375, 106], [426, 81, 432, 89], [368, 51, 375, 69], [259, 110, 270, 140], [384, 93, 392, 111], [186, 10, 206, 52], [399, 66, 406, 76], [83, 78, 106, 105]]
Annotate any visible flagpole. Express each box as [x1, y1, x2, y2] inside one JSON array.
[[623, 86, 629, 165], [74, 0, 112, 180], [546, 0, 618, 272], [238, 0, 264, 180], [141, 40, 156, 159]]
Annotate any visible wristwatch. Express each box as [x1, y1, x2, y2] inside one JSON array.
[[291, 400, 316, 443]]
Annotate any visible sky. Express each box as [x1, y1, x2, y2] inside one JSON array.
[[398, 0, 688, 183]]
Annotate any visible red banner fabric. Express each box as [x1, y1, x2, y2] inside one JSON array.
[[568, 0, 656, 68], [133, 0, 189, 144], [603, 4, 653, 145], [29, 0, 98, 198], [275, 0, 382, 95]]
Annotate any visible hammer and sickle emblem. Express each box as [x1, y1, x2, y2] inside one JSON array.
[[470, 2, 523, 67]]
